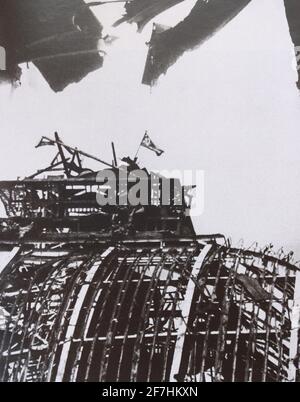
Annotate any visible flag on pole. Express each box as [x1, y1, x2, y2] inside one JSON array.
[[35, 136, 55, 148], [140, 132, 164, 156]]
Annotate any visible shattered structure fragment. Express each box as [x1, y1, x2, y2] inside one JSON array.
[[114, 0, 185, 32], [1, 1, 300, 90], [142, 0, 252, 86], [0, 0, 104, 91], [0, 136, 299, 382], [284, 0, 300, 89], [140, 0, 300, 89]]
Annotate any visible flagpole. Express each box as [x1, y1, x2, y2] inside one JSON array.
[[134, 131, 147, 161], [134, 142, 142, 161]]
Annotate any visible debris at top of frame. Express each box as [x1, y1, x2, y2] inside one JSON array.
[[0, 0, 104, 91], [0, 0, 299, 90]]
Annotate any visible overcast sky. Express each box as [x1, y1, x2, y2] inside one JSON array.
[[0, 0, 300, 256]]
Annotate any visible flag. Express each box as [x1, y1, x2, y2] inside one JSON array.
[[35, 136, 55, 148], [140, 132, 164, 156]]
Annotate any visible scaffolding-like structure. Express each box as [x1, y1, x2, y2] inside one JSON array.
[[0, 136, 299, 382]]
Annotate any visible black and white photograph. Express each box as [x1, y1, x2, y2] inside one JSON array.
[[0, 0, 300, 385]]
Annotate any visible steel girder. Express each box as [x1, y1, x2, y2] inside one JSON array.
[[0, 240, 299, 382]]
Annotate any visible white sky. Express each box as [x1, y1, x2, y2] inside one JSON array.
[[0, 0, 300, 256]]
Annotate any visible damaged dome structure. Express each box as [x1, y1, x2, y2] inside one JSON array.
[[0, 136, 299, 382]]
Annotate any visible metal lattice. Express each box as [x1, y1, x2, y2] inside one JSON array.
[[0, 239, 299, 382]]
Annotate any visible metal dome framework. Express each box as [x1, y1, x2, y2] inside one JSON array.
[[0, 136, 299, 382], [0, 237, 299, 382]]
